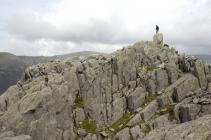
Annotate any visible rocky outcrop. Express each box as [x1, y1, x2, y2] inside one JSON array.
[[143, 114, 211, 140], [0, 33, 211, 140]]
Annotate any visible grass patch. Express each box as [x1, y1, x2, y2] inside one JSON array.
[[78, 117, 97, 134], [156, 104, 174, 116], [155, 104, 176, 121], [143, 94, 157, 106], [104, 113, 134, 136], [146, 66, 156, 72], [142, 124, 151, 134], [72, 95, 84, 109]]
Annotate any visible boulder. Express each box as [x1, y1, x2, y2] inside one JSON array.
[[146, 79, 156, 94], [153, 33, 163, 46], [77, 128, 87, 136], [175, 104, 201, 123], [164, 63, 178, 84], [143, 114, 211, 140], [113, 127, 130, 140], [130, 125, 145, 140], [111, 97, 126, 123], [200, 104, 211, 116], [155, 69, 168, 92], [193, 60, 207, 90], [151, 114, 170, 129], [172, 74, 199, 102], [19, 91, 45, 114], [127, 87, 146, 112]]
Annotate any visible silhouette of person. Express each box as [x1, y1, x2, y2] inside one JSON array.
[[156, 25, 159, 34]]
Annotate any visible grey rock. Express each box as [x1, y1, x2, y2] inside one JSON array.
[[175, 103, 201, 123], [153, 33, 163, 46], [126, 114, 142, 127], [73, 108, 85, 125], [128, 80, 137, 91], [143, 114, 211, 140], [113, 127, 130, 140], [1, 33, 211, 140], [112, 74, 118, 93], [0, 131, 14, 138], [193, 60, 207, 90], [77, 128, 87, 136], [200, 104, 211, 116], [127, 87, 146, 112], [111, 97, 126, 123], [140, 100, 159, 121], [207, 75, 211, 83], [146, 79, 156, 94], [83, 133, 98, 140], [155, 69, 168, 92], [151, 114, 170, 129], [164, 63, 178, 84], [130, 125, 145, 140], [1, 134, 31, 140], [173, 74, 199, 102]]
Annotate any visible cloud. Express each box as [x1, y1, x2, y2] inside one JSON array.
[[1, 38, 123, 56], [0, 0, 211, 55]]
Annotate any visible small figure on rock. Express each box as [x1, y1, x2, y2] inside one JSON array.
[[156, 25, 159, 34], [44, 73, 49, 86]]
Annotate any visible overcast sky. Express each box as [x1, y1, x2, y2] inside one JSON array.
[[0, 0, 210, 56]]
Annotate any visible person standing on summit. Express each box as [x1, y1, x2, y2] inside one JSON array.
[[156, 25, 159, 34]]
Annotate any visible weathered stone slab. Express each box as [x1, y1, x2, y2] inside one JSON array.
[[127, 87, 146, 112], [140, 100, 159, 121]]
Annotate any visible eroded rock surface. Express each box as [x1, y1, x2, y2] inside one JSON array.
[[1, 33, 211, 140]]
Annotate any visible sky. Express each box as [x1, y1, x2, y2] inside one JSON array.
[[0, 0, 210, 56]]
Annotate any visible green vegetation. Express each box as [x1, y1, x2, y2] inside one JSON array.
[[145, 66, 156, 72], [143, 94, 157, 106], [136, 119, 145, 126], [78, 117, 97, 134], [156, 104, 174, 116], [72, 95, 84, 109], [142, 124, 151, 134], [155, 104, 176, 121], [104, 113, 134, 136]]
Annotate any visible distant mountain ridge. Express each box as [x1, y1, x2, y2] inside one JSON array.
[[0, 51, 103, 95], [194, 54, 211, 64]]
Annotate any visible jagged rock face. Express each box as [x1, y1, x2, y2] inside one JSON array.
[[0, 33, 211, 140], [143, 114, 211, 140]]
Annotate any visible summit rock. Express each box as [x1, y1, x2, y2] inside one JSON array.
[[0, 33, 211, 140]]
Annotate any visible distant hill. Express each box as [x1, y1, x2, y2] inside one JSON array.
[[0, 52, 27, 95], [193, 55, 211, 64], [0, 51, 103, 95]]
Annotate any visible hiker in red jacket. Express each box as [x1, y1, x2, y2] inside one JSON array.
[[44, 73, 49, 86]]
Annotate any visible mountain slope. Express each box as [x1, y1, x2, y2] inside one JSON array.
[[0, 33, 211, 140], [0, 52, 27, 95], [194, 54, 211, 64], [0, 51, 103, 95]]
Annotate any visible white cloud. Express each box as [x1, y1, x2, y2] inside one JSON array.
[[0, 0, 211, 55], [1, 38, 123, 56]]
